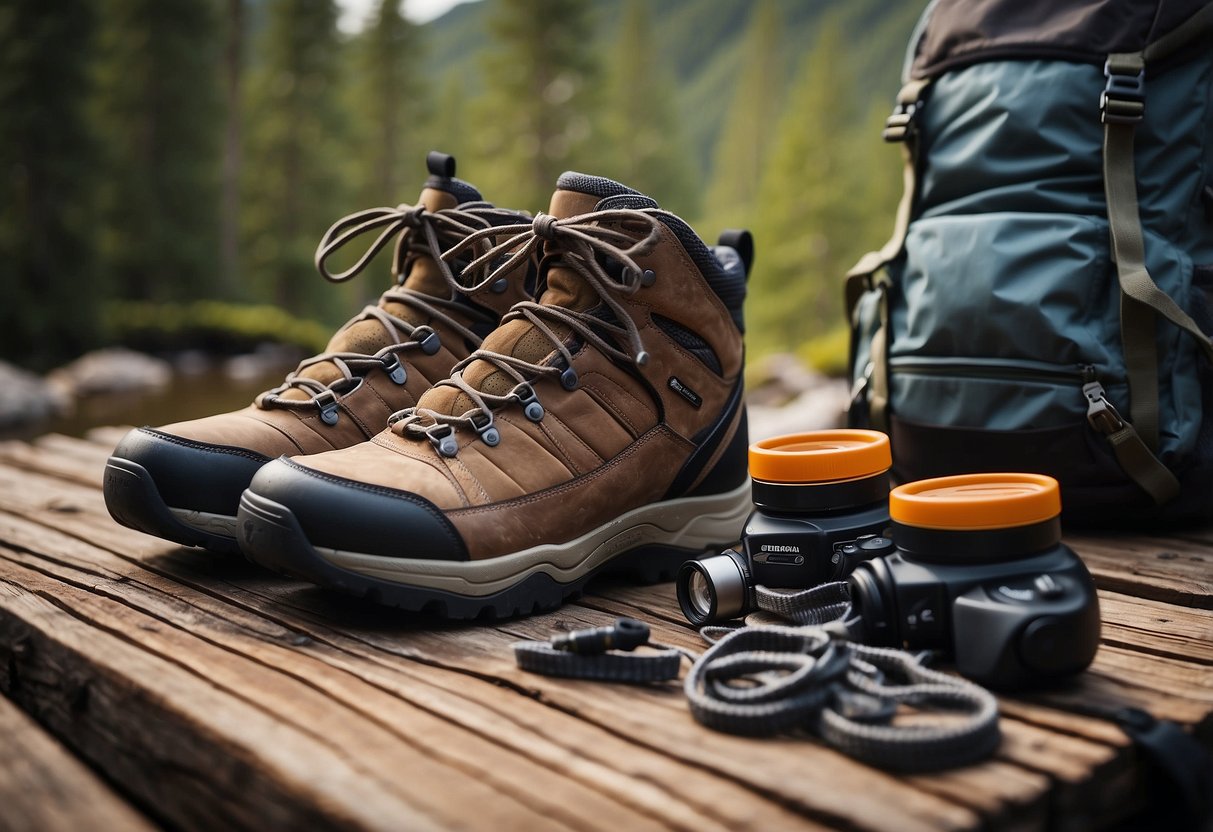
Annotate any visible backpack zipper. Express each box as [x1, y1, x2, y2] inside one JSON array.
[[889, 357, 1096, 386]]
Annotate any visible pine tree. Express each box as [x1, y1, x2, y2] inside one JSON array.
[[748, 17, 868, 356], [346, 0, 429, 207], [0, 0, 98, 369], [92, 0, 224, 304], [219, 0, 246, 295], [470, 0, 600, 211], [702, 0, 784, 230], [242, 0, 348, 317], [600, 0, 699, 216]]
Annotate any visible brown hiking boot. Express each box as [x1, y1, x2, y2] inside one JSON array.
[[104, 153, 535, 553], [236, 172, 754, 617]]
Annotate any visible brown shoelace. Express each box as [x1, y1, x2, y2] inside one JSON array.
[[257, 202, 526, 418], [388, 209, 664, 455]]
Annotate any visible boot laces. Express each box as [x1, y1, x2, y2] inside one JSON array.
[[257, 201, 525, 415], [388, 208, 664, 454]]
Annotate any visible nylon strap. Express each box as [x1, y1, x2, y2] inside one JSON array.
[[753, 581, 853, 626], [514, 583, 1001, 772], [1102, 28, 1213, 490], [1107, 421, 1181, 503], [512, 640, 685, 682], [845, 79, 931, 433], [684, 625, 1001, 771]]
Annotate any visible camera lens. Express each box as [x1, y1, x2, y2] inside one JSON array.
[[687, 571, 713, 616], [676, 550, 749, 627]]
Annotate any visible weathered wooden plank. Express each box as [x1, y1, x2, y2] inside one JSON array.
[[0, 546, 639, 832], [1068, 532, 1213, 610], [0, 515, 979, 832], [0, 516, 827, 832], [1098, 591, 1213, 665], [1, 434, 1210, 830], [0, 692, 156, 832]]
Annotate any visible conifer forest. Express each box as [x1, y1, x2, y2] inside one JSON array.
[[1, 0, 921, 377]]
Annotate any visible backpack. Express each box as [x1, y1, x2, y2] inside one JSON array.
[[847, 0, 1213, 523]]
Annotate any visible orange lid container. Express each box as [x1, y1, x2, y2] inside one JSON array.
[[749, 430, 891, 484], [890, 473, 1061, 531]]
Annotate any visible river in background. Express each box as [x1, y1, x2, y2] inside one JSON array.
[[1, 365, 291, 444]]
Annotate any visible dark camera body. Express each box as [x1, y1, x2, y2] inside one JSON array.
[[742, 502, 893, 589], [849, 521, 1101, 689], [745, 468, 893, 588]]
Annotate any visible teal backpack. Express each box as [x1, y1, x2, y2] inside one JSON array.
[[848, 0, 1213, 523]]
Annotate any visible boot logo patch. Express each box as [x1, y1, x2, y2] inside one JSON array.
[[668, 377, 702, 408]]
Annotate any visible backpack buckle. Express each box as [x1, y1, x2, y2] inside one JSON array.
[[883, 101, 919, 142], [1101, 60, 1145, 125], [1083, 381, 1125, 434]]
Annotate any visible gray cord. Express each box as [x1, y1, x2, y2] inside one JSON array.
[[512, 640, 688, 683], [512, 587, 1000, 771], [684, 624, 999, 770]]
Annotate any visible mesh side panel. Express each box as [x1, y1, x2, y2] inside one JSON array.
[[599, 194, 660, 211], [424, 175, 482, 203], [556, 172, 641, 199], [653, 313, 723, 375]]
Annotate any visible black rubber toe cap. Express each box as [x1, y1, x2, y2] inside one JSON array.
[[110, 427, 271, 515], [244, 458, 469, 561]]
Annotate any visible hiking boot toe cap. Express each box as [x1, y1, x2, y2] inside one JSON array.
[[244, 457, 469, 561]]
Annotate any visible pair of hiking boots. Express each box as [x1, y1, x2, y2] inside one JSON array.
[[103, 152, 754, 619]]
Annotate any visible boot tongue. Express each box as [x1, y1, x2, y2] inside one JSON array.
[[416, 174, 650, 419], [277, 185, 471, 401]]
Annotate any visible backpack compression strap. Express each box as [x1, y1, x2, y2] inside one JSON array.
[[844, 78, 933, 432], [1100, 2, 1213, 504]]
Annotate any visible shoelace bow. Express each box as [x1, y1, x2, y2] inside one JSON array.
[[258, 202, 524, 416], [388, 209, 665, 454]]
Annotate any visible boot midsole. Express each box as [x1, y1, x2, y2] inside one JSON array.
[[169, 507, 239, 537], [314, 480, 751, 596]]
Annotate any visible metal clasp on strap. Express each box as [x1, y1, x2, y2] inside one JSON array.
[[1083, 381, 1125, 434], [1101, 58, 1145, 125]]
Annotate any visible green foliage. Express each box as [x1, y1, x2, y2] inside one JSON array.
[[345, 0, 429, 206], [470, 0, 601, 211], [104, 300, 331, 354], [242, 0, 347, 318], [745, 15, 903, 367], [797, 325, 851, 378], [597, 0, 700, 217], [702, 1, 786, 232], [0, 0, 99, 371], [92, 0, 223, 304], [0, 0, 924, 376]]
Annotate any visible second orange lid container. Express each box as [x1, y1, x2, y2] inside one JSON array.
[[890, 473, 1061, 531]]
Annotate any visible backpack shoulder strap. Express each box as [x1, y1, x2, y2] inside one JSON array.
[[1099, 2, 1213, 503]]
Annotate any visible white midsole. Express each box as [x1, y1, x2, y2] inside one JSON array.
[[170, 507, 239, 537], [316, 480, 752, 597]]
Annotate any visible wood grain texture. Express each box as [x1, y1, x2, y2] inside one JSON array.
[[0, 429, 1208, 831], [0, 693, 154, 832]]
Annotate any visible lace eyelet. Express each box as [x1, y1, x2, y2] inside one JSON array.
[[560, 366, 579, 390], [426, 424, 459, 457], [382, 355, 408, 385], [415, 326, 441, 356], [470, 412, 501, 447], [314, 391, 340, 426], [512, 383, 545, 422]]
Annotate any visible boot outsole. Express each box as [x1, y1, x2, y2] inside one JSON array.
[[104, 457, 242, 555], [237, 489, 710, 620]]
